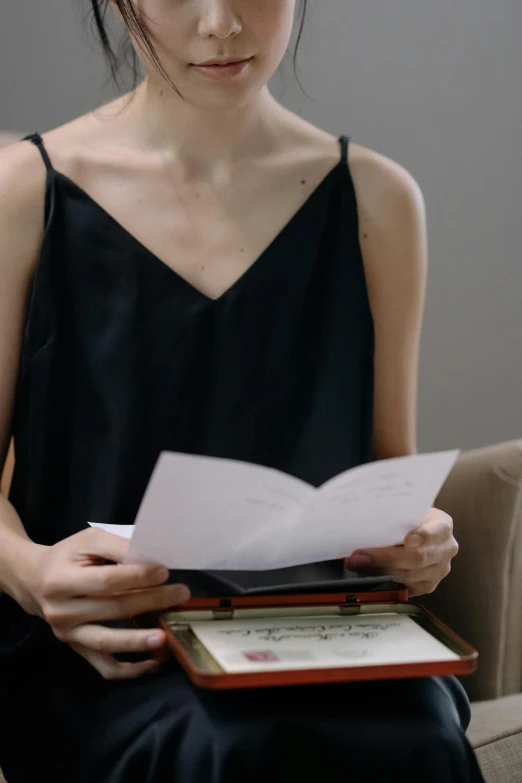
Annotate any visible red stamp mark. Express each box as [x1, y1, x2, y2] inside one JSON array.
[[243, 651, 280, 663]]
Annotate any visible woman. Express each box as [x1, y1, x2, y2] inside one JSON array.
[[0, 1, 484, 781]]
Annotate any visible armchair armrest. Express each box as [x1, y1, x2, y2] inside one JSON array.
[[422, 439, 522, 701]]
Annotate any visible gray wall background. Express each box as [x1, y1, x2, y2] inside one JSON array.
[[1, 0, 520, 454]]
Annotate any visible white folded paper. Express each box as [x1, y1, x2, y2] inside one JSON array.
[[88, 449, 459, 571]]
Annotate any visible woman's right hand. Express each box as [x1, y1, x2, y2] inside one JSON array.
[[16, 527, 190, 680]]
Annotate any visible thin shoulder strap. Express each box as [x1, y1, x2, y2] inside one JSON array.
[[22, 132, 54, 173], [22, 132, 55, 230], [338, 135, 349, 165]]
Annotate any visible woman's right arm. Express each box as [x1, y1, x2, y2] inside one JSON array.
[[0, 143, 190, 679], [0, 141, 47, 597]]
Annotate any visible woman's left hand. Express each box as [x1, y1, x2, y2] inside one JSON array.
[[344, 507, 459, 597]]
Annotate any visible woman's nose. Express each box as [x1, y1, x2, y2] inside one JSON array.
[[197, 0, 242, 40]]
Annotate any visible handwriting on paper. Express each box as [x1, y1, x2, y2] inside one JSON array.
[[188, 613, 460, 674], [324, 476, 416, 506], [217, 621, 402, 643]]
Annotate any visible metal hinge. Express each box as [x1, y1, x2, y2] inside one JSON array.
[[212, 609, 234, 620], [339, 594, 362, 615]]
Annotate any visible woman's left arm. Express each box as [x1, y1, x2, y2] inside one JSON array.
[[344, 145, 458, 597]]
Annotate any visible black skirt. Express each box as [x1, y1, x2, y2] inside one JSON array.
[[0, 645, 485, 783]]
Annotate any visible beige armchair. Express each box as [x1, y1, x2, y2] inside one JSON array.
[[426, 438, 522, 781], [0, 132, 521, 783]]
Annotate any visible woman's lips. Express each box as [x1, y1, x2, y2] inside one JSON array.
[[190, 58, 253, 79]]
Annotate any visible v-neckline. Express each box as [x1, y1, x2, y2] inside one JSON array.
[[53, 142, 344, 304]]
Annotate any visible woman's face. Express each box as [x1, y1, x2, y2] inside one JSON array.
[[123, 0, 297, 105]]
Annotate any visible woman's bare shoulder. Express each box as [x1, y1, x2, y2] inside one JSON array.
[[0, 100, 114, 197], [0, 99, 118, 276], [347, 140, 424, 217], [0, 137, 47, 242], [346, 140, 427, 280], [290, 114, 423, 204], [31, 97, 129, 180]]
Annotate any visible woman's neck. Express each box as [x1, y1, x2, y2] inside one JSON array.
[[116, 78, 287, 175]]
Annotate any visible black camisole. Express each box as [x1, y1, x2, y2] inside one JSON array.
[[0, 131, 375, 672]]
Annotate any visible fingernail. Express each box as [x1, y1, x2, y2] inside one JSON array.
[[346, 554, 372, 568], [153, 567, 170, 581], [144, 661, 161, 675], [407, 534, 423, 549], [170, 585, 191, 604], [147, 633, 164, 648]]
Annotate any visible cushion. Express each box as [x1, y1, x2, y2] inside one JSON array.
[[423, 439, 522, 701], [468, 694, 522, 783]]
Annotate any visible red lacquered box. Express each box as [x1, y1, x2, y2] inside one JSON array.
[[146, 572, 477, 690]]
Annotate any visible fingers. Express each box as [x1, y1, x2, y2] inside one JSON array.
[[64, 624, 167, 654], [405, 582, 437, 598], [92, 582, 191, 622], [387, 563, 450, 590], [56, 563, 171, 598], [405, 509, 453, 549], [346, 543, 439, 572], [346, 510, 455, 572], [74, 527, 131, 564], [344, 509, 458, 599], [346, 542, 456, 598], [69, 642, 161, 681], [44, 582, 190, 627]]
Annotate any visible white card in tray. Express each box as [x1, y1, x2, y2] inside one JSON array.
[[189, 613, 460, 674]]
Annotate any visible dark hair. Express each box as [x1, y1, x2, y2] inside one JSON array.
[[88, 0, 310, 98]]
